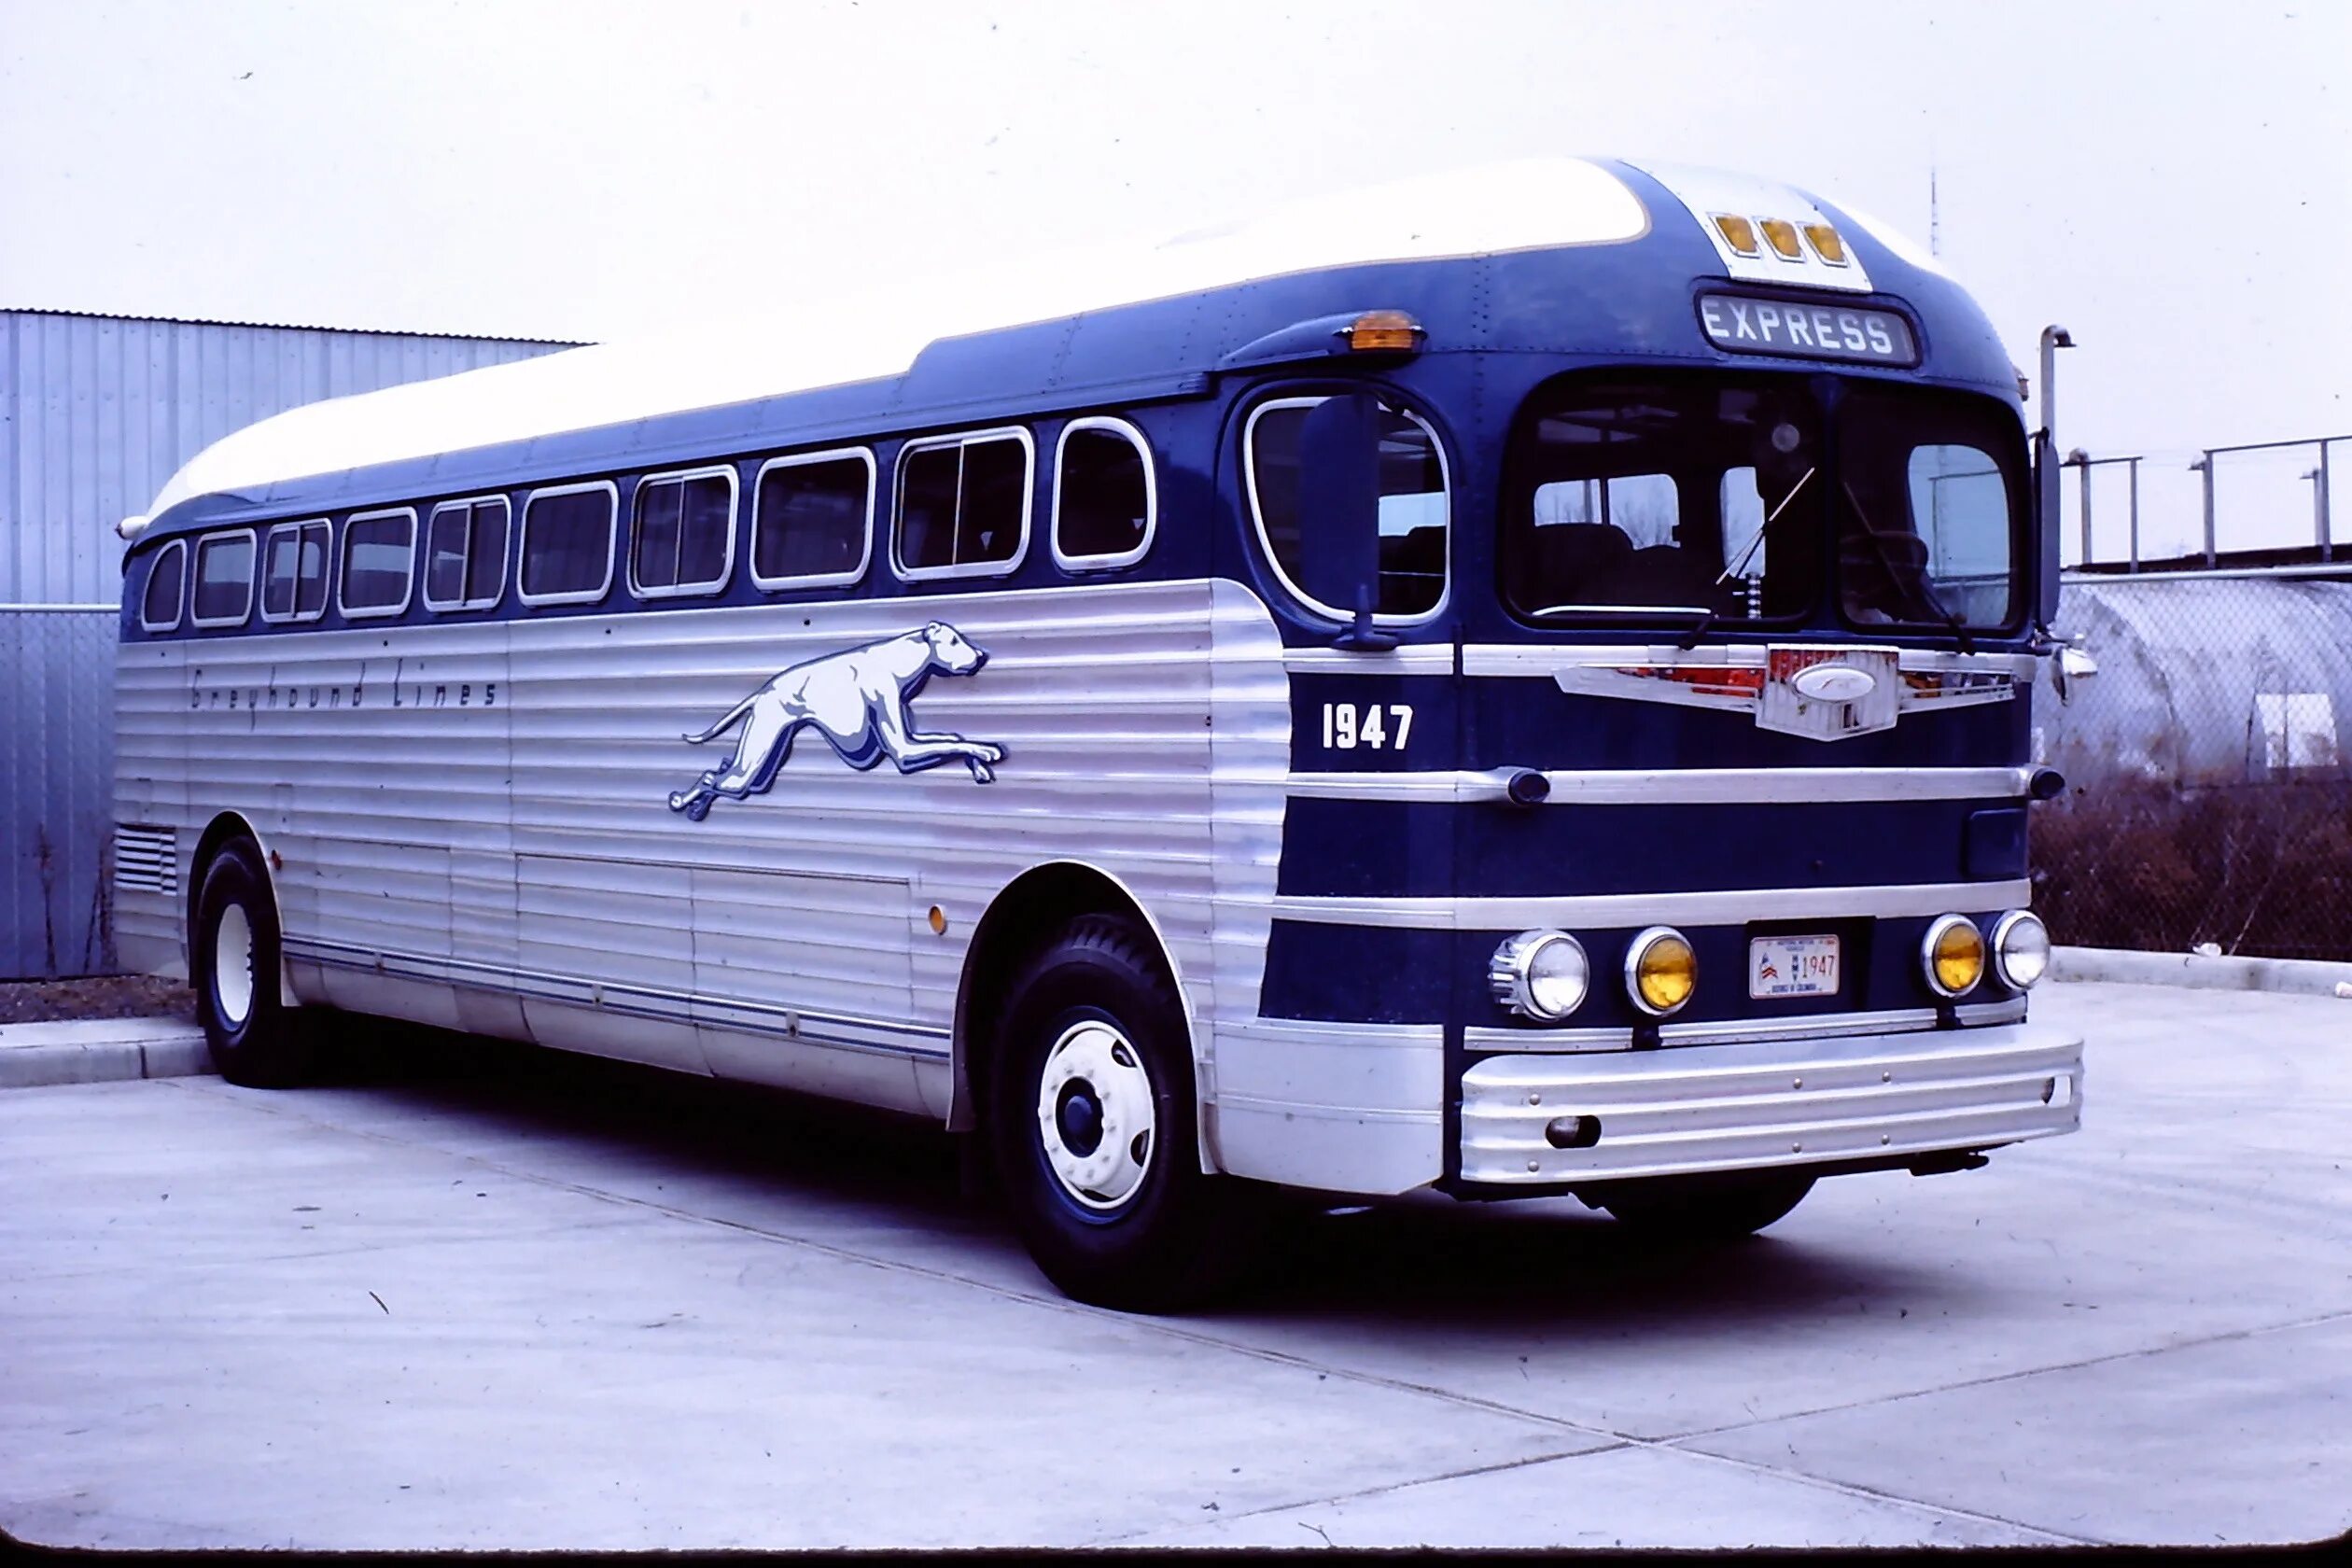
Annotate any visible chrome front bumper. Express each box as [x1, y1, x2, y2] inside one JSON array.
[[1460, 1022, 2082, 1186]]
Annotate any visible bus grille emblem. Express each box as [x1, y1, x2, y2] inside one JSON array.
[[1549, 646, 2011, 742]]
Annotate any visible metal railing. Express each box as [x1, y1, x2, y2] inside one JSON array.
[[2068, 433, 2347, 572]]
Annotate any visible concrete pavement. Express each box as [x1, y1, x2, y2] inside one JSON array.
[[1, 981, 2345, 1549]]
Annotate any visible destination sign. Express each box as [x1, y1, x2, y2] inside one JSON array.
[[1698, 293, 1919, 367]]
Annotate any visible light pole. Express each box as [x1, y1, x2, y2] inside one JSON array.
[[2063, 447, 2092, 565], [2189, 453, 2215, 567], [2306, 465, 2331, 560]]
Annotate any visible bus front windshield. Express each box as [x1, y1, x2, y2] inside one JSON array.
[[1499, 373, 2025, 635]]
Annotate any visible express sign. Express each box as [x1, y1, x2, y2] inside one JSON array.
[[1698, 293, 1918, 367]]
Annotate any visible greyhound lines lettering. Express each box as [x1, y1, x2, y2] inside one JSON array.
[[665, 621, 1005, 819]]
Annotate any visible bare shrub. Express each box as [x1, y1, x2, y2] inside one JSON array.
[[2036, 780, 2352, 960]]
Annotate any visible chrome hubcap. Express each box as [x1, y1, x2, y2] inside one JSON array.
[[1035, 1020, 1155, 1211], [214, 902, 255, 1028]]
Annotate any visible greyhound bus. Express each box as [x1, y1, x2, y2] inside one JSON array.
[[111, 158, 2082, 1310]]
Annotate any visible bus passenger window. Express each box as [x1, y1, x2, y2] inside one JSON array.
[[140, 539, 187, 632], [190, 531, 256, 627], [1053, 420, 1155, 569], [519, 483, 618, 605], [1533, 475, 1681, 547], [1247, 398, 1448, 620], [425, 497, 510, 611], [752, 451, 873, 588], [261, 520, 329, 623], [632, 469, 735, 597], [340, 509, 416, 618], [895, 429, 1032, 579]]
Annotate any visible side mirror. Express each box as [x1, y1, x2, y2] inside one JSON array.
[[2054, 643, 2098, 705], [1295, 394, 1396, 651]]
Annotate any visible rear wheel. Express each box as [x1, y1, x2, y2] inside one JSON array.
[[1593, 1170, 1815, 1241], [986, 915, 1255, 1311], [193, 839, 315, 1088]]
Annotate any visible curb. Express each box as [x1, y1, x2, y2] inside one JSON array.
[[0, 1017, 213, 1090], [2051, 945, 2352, 999]]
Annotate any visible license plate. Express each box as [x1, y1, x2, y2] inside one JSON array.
[[1750, 934, 1840, 999]]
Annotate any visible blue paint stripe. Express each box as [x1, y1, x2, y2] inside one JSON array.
[[1275, 796, 2023, 898]]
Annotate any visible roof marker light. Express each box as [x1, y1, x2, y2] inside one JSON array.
[[1712, 214, 1761, 258], [1344, 310, 1425, 353], [1801, 223, 1849, 265], [1759, 218, 1806, 262]]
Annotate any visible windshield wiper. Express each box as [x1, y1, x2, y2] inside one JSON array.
[[1677, 465, 1816, 649], [1716, 465, 1814, 589]]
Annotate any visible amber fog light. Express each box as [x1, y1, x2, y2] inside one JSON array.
[[1924, 915, 1985, 998], [1625, 927, 1697, 1016]]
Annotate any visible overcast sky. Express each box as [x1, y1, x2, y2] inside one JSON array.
[[3, 0, 2345, 559]]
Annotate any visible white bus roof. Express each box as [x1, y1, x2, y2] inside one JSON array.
[[134, 157, 1926, 527]]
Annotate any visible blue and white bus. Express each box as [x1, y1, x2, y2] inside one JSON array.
[[111, 158, 2081, 1310]]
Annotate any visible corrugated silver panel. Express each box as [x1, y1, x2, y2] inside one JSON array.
[[113, 580, 1291, 1104], [2, 607, 118, 978]]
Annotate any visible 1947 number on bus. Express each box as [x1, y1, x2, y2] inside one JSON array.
[[1320, 702, 1414, 751]]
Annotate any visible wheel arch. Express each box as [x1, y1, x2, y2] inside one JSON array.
[[949, 861, 1203, 1154], [188, 811, 295, 1007]]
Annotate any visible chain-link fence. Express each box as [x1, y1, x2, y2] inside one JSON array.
[[2037, 573, 2352, 961], [1, 606, 119, 980]]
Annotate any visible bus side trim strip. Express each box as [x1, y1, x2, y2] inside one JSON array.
[[1269, 878, 2035, 930], [282, 938, 950, 1059], [1285, 765, 2039, 805]]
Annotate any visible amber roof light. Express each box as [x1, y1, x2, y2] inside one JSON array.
[[1344, 310, 1425, 353]]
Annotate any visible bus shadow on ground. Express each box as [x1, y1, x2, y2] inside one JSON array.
[[321, 1015, 1967, 1329]]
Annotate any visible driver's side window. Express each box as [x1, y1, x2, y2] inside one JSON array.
[[1244, 395, 1449, 621]]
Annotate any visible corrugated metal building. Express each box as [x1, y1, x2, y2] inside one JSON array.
[[2045, 575, 2352, 787], [3, 309, 577, 979], [2035, 570, 2352, 961]]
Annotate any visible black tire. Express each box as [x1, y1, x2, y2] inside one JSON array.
[[1594, 1170, 1816, 1241], [986, 915, 1256, 1312], [192, 839, 316, 1088]]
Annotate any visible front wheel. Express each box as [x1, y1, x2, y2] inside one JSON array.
[[987, 915, 1255, 1312], [192, 839, 315, 1088], [1592, 1170, 1816, 1241]]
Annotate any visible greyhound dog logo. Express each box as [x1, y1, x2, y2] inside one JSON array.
[[666, 621, 1006, 821]]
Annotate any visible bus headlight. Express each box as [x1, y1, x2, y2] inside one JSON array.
[[1991, 910, 2051, 989], [1490, 930, 1589, 1022], [1625, 927, 1697, 1016], [1923, 915, 1985, 998]]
